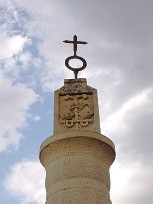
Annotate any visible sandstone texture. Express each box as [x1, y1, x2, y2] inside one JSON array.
[[40, 78, 115, 204]]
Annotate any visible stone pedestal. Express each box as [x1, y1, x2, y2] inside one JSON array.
[[40, 79, 115, 204]]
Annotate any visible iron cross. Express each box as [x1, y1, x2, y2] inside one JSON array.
[[63, 35, 87, 56]]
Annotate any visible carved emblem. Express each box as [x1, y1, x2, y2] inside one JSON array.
[[59, 94, 94, 130]]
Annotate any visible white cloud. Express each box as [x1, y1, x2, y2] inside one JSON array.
[[110, 161, 153, 204], [0, 71, 38, 152], [102, 88, 153, 136], [8, 35, 29, 55], [0, 34, 29, 60], [31, 115, 41, 121], [110, 162, 132, 203], [19, 52, 32, 68], [4, 160, 45, 204]]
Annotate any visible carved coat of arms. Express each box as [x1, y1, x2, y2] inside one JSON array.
[[59, 94, 94, 130]]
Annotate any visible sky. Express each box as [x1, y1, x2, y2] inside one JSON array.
[[0, 0, 153, 203]]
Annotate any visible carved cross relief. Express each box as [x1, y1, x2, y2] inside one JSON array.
[[59, 94, 94, 130]]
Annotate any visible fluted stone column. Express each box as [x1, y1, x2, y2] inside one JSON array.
[[40, 78, 115, 204]]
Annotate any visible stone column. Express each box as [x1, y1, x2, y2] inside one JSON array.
[[40, 78, 115, 204]]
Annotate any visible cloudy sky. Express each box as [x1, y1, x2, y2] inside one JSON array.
[[0, 0, 153, 203]]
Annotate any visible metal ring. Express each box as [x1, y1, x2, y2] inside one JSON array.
[[65, 55, 87, 72]]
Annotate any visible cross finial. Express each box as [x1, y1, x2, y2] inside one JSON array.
[[63, 35, 87, 56], [63, 35, 88, 79]]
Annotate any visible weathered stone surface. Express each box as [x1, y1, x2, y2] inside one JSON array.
[[40, 131, 115, 204], [54, 78, 101, 134], [39, 78, 116, 204]]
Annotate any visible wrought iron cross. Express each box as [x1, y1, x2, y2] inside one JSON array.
[[63, 35, 87, 79]]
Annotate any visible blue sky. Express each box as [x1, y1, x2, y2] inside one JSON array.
[[0, 0, 153, 204]]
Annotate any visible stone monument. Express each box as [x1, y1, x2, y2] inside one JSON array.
[[39, 35, 116, 204]]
